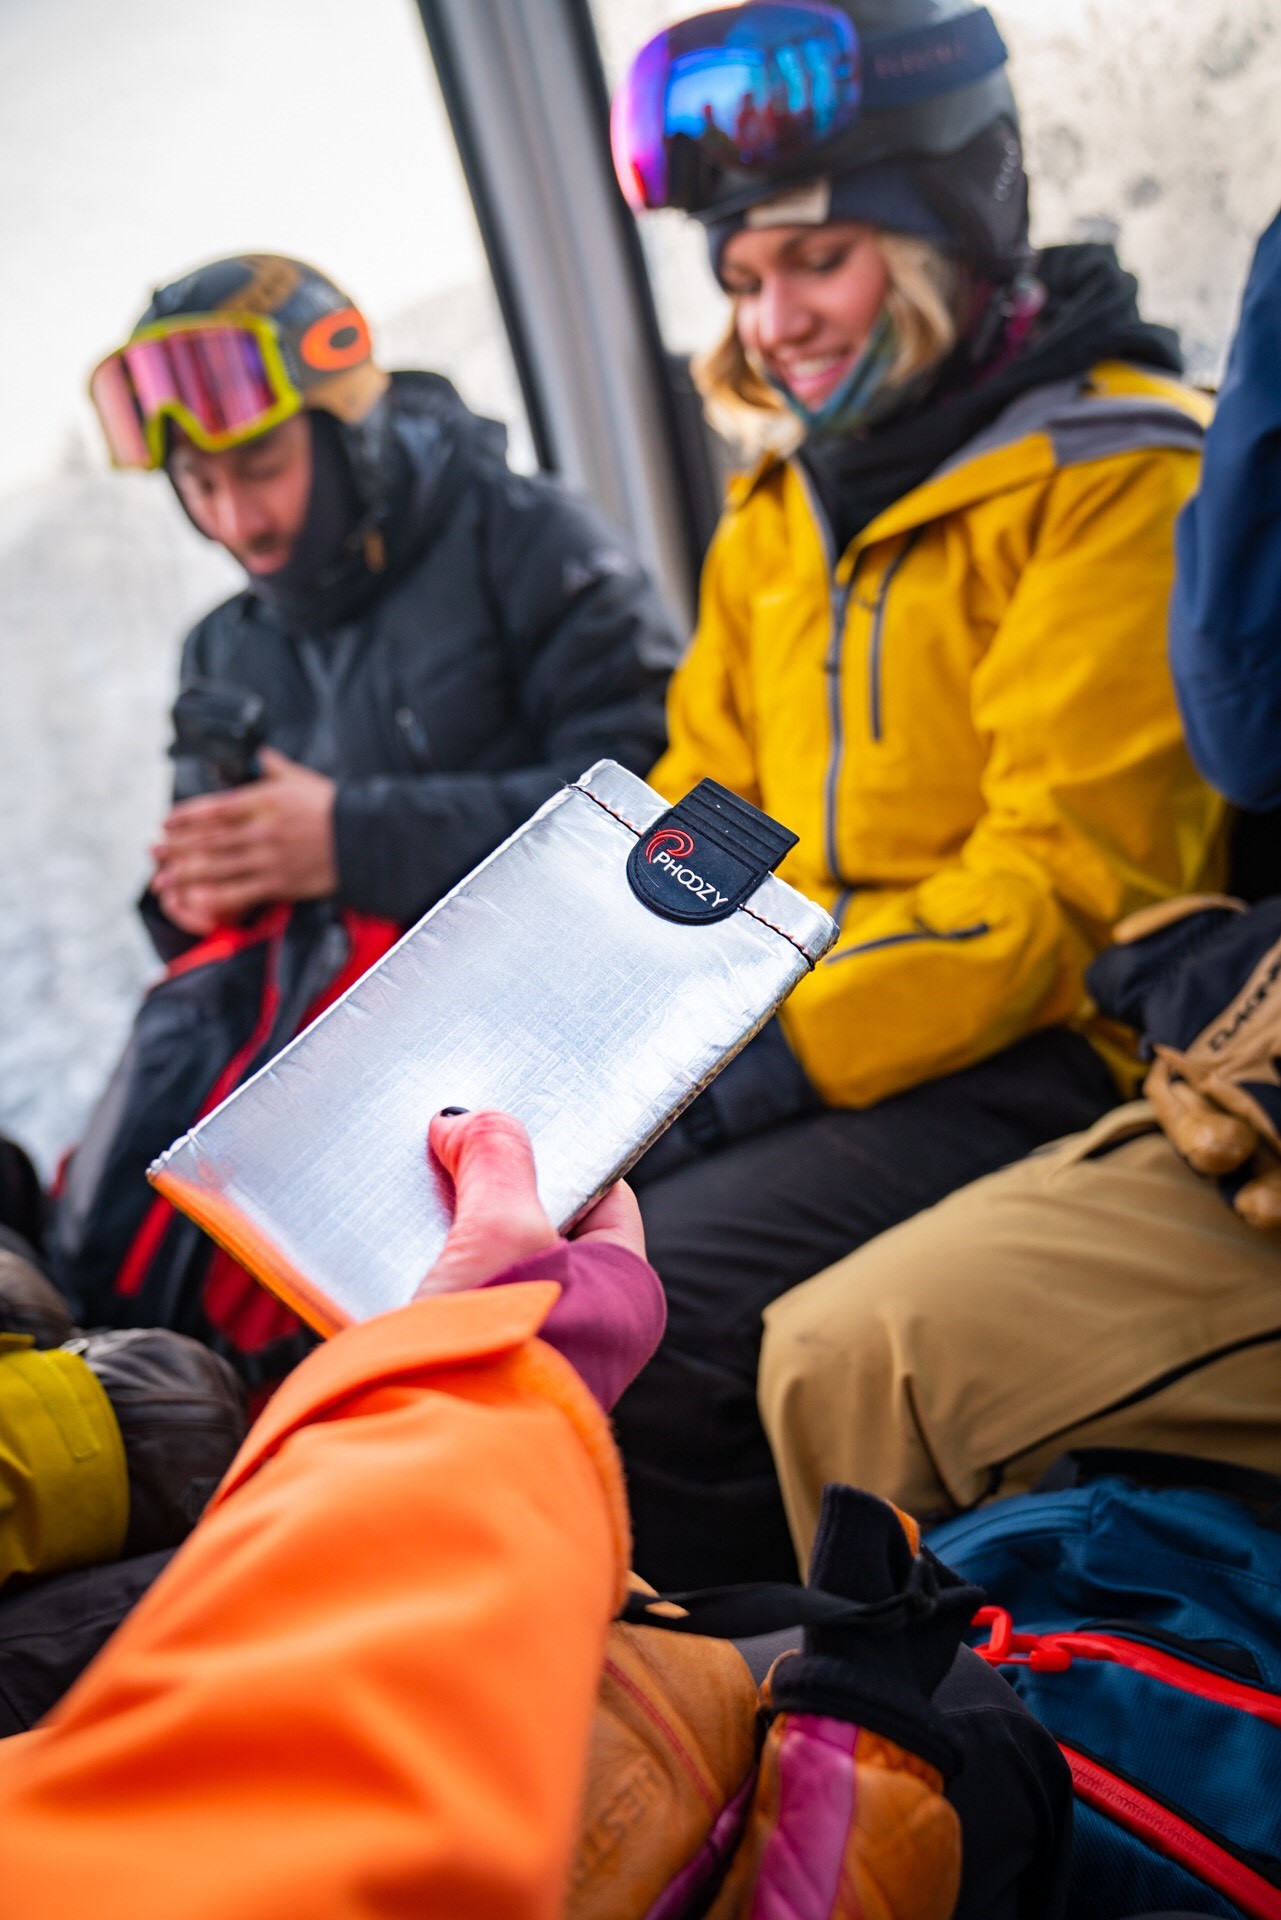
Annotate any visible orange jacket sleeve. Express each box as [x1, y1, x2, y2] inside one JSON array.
[[0, 1281, 631, 1920]]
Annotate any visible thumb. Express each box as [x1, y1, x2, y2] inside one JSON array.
[[417, 1110, 558, 1296], [256, 746, 296, 781], [1229, 1149, 1281, 1231], [1146, 1056, 1258, 1175]]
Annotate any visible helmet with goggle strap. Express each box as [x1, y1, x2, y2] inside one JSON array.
[[89, 255, 391, 474], [611, 0, 1030, 274]]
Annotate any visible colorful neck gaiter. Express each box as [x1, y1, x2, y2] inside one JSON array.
[[771, 307, 903, 437]]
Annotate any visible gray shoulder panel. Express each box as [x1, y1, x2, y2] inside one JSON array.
[[934, 371, 1204, 482], [1048, 397, 1205, 467]]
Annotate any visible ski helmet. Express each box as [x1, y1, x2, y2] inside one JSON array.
[[612, 0, 1030, 274], [91, 255, 391, 502]]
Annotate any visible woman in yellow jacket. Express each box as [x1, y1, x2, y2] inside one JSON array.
[[609, 0, 1222, 1586]]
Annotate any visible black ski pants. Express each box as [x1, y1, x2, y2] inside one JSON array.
[[617, 1028, 1119, 1588]]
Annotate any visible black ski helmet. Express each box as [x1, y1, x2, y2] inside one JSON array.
[[137, 254, 392, 510], [661, 0, 1031, 276], [828, 0, 1030, 274], [823, 0, 1022, 169]]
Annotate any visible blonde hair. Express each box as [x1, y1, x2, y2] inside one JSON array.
[[694, 231, 960, 455]]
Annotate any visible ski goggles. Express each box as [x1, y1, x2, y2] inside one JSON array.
[[612, 1, 1008, 216], [89, 313, 302, 470]]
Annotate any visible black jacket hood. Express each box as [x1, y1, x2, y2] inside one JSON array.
[[237, 372, 510, 631], [800, 242, 1185, 556], [176, 374, 510, 637]]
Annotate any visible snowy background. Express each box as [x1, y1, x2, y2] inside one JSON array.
[[3, 0, 1281, 1174]]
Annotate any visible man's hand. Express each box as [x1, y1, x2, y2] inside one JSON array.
[[417, 1109, 645, 1295], [152, 747, 338, 934]]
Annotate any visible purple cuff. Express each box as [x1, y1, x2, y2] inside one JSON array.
[[480, 1241, 665, 1411]]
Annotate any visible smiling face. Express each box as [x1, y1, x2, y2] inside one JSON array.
[[168, 413, 313, 575], [719, 221, 893, 412]]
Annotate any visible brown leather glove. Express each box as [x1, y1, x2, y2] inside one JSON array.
[[573, 1493, 974, 1920], [567, 1583, 760, 1920], [62, 1329, 248, 1556]]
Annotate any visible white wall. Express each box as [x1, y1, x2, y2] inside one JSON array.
[[0, 0, 524, 1175], [1009, 0, 1281, 383]]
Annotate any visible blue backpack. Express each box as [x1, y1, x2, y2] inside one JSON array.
[[928, 1452, 1281, 1920]]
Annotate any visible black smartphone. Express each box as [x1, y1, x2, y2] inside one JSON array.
[[170, 680, 266, 801]]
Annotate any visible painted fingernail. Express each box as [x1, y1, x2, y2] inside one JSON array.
[[437, 1106, 470, 1118]]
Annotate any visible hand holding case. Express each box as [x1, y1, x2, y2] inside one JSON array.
[[149, 762, 837, 1333]]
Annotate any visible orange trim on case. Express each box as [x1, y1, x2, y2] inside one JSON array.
[[149, 1169, 352, 1339]]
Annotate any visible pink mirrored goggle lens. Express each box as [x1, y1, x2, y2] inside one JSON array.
[[125, 327, 279, 434], [92, 325, 283, 467], [90, 355, 151, 467]]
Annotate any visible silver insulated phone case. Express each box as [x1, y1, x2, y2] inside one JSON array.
[[149, 761, 838, 1333]]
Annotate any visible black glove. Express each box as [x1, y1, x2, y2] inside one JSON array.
[[630, 1019, 821, 1188], [63, 1328, 249, 1555], [768, 1485, 984, 1780]]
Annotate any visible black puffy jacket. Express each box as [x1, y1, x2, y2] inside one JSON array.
[[171, 371, 682, 930], [51, 376, 681, 1380]]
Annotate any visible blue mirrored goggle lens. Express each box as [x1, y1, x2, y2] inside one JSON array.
[[612, 2, 863, 212]]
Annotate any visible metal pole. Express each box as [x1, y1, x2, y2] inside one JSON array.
[[415, 0, 703, 629]]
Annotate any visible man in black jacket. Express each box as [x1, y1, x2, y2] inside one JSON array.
[[53, 253, 678, 1374], [90, 253, 680, 938]]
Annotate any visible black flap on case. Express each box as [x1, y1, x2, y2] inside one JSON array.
[[626, 779, 799, 926]]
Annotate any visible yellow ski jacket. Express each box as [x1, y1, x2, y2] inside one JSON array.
[[654, 363, 1223, 1108]]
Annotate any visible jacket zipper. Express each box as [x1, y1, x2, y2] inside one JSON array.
[[791, 464, 871, 890], [796, 510, 987, 968], [396, 704, 434, 768], [825, 920, 992, 964], [791, 463, 855, 892], [824, 572, 855, 887], [977, 1619, 1281, 1917], [791, 465, 924, 886], [1062, 1744, 1281, 1919], [867, 530, 922, 744], [979, 1620, 1281, 1726]]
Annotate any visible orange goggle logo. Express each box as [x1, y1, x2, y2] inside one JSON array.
[[299, 306, 372, 373]]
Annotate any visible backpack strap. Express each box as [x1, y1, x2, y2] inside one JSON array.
[[620, 1554, 947, 1641]]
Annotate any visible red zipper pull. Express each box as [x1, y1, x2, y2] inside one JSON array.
[[1028, 1641, 1074, 1674], [974, 1605, 1014, 1660], [973, 1606, 1073, 1672]]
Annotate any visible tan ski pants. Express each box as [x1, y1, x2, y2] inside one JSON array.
[[759, 1103, 1281, 1564]]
